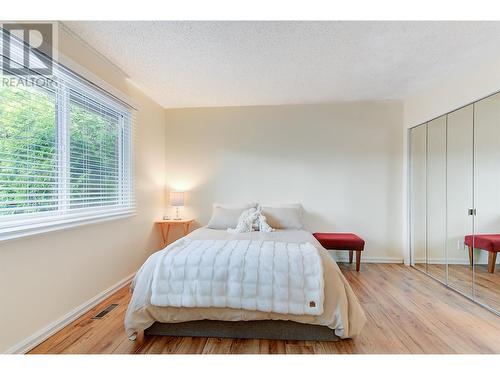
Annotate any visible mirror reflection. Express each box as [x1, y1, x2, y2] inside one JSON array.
[[473, 92, 500, 312], [410, 124, 426, 274], [426, 116, 446, 284], [446, 105, 473, 298], [409, 94, 500, 315]]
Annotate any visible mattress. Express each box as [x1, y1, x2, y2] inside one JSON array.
[[124, 227, 366, 339]]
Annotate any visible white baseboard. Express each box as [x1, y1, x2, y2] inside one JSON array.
[[5, 273, 135, 354], [413, 257, 494, 265], [328, 253, 404, 264]]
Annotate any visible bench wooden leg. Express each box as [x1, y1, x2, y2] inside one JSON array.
[[356, 250, 361, 272], [468, 245, 474, 267], [349, 250, 353, 264], [488, 252, 497, 273]]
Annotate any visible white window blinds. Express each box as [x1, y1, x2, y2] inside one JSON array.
[[0, 28, 135, 240]]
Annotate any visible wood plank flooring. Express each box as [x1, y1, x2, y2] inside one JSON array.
[[422, 263, 500, 313], [28, 263, 500, 354]]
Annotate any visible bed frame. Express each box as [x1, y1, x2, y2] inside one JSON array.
[[144, 320, 340, 341]]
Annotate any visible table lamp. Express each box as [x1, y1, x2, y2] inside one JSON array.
[[170, 191, 185, 220]]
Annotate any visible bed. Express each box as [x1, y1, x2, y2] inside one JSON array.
[[125, 227, 366, 340]]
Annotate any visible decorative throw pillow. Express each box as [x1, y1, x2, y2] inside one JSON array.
[[227, 208, 259, 233], [257, 213, 274, 233], [227, 207, 275, 233]]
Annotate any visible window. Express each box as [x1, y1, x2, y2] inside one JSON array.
[[0, 34, 134, 241]]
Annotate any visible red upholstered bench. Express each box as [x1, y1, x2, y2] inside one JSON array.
[[313, 233, 365, 271], [464, 234, 499, 273]]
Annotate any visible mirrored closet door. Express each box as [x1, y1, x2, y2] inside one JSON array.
[[410, 124, 427, 273], [426, 116, 447, 284], [474, 92, 500, 312], [409, 94, 500, 315], [446, 105, 473, 298]]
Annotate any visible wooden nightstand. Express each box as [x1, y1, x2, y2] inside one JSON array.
[[156, 219, 194, 247]]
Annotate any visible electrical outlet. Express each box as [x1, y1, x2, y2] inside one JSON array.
[[457, 240, 461, 250]]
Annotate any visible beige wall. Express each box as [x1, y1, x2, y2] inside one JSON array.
[[164, 102, 404, 261], [0, 26, 166, 352], [404, 56, 500, 129]]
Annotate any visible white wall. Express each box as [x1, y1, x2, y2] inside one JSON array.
[[0, 27, 166, 353], [164, 102, 404, 261]]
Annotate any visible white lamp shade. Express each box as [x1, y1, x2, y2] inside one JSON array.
[[169, 191, 185, 207]]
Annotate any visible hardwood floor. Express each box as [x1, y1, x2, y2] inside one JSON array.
[[28, 263, 500, 354], [475, 265, 500, 312], [423, 263, 500, 313]]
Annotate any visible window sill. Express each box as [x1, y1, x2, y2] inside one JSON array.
[[0, 210, 136, 242]]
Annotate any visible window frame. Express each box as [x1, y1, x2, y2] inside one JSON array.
[[0, 66, 135, 242]]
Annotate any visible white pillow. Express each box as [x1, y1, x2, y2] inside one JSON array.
[[207, 203, 257, 229], [260, 203, 304, 230]]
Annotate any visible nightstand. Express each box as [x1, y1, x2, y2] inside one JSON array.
[[155, 219, 194, 247]]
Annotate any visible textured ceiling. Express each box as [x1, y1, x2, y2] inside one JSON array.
[[64, 21, 500, 108]]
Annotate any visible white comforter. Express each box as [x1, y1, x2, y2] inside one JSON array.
[[125, 228, 366, 339], [151, 239, 324, 315]]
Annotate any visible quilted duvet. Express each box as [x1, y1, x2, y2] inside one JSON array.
[[150, 239, 325, 316]]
